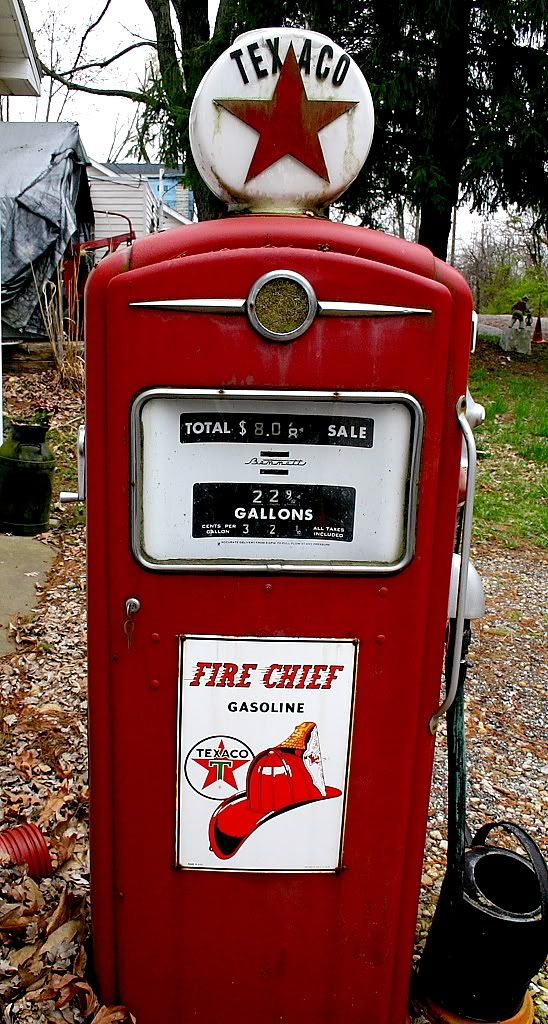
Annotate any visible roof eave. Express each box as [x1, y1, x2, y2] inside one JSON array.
[[0, 0, 41, 96]]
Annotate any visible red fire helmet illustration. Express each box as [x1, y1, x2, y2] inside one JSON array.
[[209, 721, 341, 859]]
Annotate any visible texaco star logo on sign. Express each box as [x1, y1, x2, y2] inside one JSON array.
[[192, 738, 249, 790], [215, 44, 357, 183], [190, 27, 374, 212], [184, 734, 254, 801]]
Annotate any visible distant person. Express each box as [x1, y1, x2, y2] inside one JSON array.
[[511, 295, 533, 328]]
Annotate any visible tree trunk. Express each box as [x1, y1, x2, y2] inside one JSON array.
[[419, 202, 455, 262], [450, 206, 457, 266], [192, 172, 227, 222], [144, 0, 184, 103], [418, 0, 471, 260]]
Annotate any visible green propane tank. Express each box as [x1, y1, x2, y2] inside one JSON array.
[[0, 422, 55, 535]]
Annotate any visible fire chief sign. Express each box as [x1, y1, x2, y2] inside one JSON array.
[[177, 636, 357, 871]]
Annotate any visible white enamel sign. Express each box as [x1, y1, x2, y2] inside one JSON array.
[[177, 636, 357, 872], [132, 390, 422, 573], [189, 27, 374, 212]]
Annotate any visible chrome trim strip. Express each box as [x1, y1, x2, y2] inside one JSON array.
[[175, 632, 184, 868], [60, 423, 86, 503], [128, 297, 432, 318], [429, 397, 477, 733], [129, 298, 246, 313], [318, 301, 432, 317], [130, 388, 423, 576], [471, 310, 478, 352]]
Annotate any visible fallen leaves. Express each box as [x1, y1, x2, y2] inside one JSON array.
[[45, 891, 82, 938], [29, 974, 98, 1016], [14, 750, 41, 781], [91, 1009, 137, 1024], [49, 831, 78, 872], [0, 861, 103, 1020], [37, 785, 75, 828], [0, 371, 134, 1020], [2, 372, 82, 431]]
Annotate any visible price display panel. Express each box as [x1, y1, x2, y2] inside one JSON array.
[[131, 389, 423, 573]]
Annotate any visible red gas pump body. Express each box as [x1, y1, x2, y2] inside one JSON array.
[[86, 214, 472, 1024]]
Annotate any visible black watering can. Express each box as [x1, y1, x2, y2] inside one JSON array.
[[414, 624, 548, 1022], [416, 819, 548, 1020]]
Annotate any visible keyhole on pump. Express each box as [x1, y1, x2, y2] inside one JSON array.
[[124, 597, 141, 648]]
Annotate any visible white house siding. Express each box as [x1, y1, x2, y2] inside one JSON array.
[[162, 205, 190, 231], [144, 183, 157, 234], [88, 168, 154, 240], [88, 162, 190, 247], [176, 185, 195, 221]]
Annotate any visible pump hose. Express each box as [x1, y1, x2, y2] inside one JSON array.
[[445, 618, 472, 888]]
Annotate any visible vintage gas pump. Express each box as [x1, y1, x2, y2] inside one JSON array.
[[81, 26, 496, 1024]]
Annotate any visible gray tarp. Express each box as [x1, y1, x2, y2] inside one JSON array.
[[0, 122, 93, 333]]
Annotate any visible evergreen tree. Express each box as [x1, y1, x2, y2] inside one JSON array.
[[339, 0, 548, 258], [42, 0, 547, 260]]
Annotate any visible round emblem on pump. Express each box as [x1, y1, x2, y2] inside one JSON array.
[[189, 27, 374, 213], [247, 271, 317, 342]]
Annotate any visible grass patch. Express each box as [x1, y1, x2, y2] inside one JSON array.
[[470, 338, 547, 548]]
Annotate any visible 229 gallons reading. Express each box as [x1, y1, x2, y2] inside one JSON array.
[[192, 483, 356, 541]]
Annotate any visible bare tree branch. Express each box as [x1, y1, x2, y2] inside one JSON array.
[[59, 41, 155, 76], [69, 0, 114, 75], [40, 61, 157, 106], [44, 20, 55, 121], [107, 108, 139, 162]]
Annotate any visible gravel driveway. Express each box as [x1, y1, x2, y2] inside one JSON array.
[[415, 541, 548, 1022]]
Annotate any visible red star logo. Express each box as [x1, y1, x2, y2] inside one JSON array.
[[215, 44, 357, 183], [193, 740, 249, 790]]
